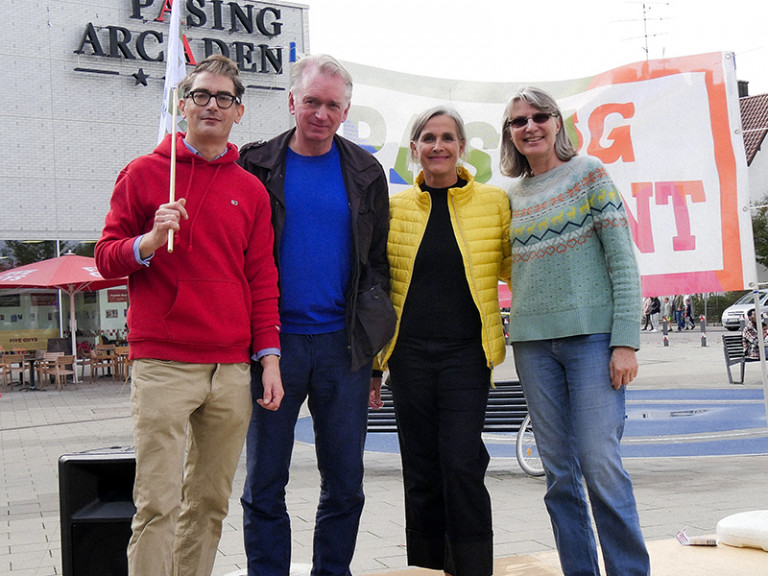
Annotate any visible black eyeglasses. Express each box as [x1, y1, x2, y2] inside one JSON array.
[[186, 90, 240, 109], [504, 112, 558, 130]]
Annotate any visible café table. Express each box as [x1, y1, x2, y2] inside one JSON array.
[[23, 353, 40, 390]]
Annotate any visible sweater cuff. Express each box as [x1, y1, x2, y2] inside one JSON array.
[[610, 318, 641, 350]]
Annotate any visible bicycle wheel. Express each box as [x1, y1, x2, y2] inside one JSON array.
[[516, 414, 545, 477]]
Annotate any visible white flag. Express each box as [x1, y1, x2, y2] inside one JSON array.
[[157, 0, 187, 144]]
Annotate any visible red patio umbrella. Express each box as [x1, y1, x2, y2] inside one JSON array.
[[0, 253, 127, 382]]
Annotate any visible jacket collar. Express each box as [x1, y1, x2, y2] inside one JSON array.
[[246, 129, 383, 203], [415, 165, 475, 202], [252, 129, 380, 176]]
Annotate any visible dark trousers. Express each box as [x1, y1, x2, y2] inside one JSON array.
[[388, 336, 493, 576], [241, 330, 371, 576]]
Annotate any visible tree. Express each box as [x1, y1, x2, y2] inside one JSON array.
[[752, 195, 768, 268], [0, 240, 96, 269], [0, 241, 58, 268]]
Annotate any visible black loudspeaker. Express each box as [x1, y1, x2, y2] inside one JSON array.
[[59, 447, 136, 576]]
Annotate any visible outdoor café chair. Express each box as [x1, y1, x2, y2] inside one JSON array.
[[114, 345, 131, 384], [90, 345, 116, 383], [42, 355, 76, 391], [1, 354, 28, 392], [36, 352, 64, 387]]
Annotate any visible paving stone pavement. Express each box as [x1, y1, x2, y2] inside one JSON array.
[[0, 326, 767, 575]]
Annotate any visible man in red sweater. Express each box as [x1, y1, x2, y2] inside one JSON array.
[[95, 55, 282, 576]]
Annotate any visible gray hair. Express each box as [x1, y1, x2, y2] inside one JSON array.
[[499, 86, 576, 178], [409, 106, 467, 162], [290, 54, 353, 103]]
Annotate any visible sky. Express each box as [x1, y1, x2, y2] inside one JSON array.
[[300, 0, 768, 97]]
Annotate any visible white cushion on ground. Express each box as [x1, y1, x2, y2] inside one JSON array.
[[716, 510, 768, 551]]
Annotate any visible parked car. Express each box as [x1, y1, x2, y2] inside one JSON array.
[[721, 290, 768, 330]]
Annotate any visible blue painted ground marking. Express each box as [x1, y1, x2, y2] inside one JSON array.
[[295, 389, 768, 458]]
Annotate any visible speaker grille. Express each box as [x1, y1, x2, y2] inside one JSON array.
[[59, 448, 136, 576]]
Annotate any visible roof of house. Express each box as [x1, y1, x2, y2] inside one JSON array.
[[740, 93, 768, 166]]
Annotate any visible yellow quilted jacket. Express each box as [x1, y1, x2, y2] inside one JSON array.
[[378, 166, 512, 370]]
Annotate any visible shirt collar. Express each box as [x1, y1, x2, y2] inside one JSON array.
[[183, 138, 227, 160]]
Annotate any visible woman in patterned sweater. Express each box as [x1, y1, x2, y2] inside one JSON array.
[[501, 87, 650, 576]]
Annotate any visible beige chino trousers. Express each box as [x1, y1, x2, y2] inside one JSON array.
[[127, 359, 251, 576]]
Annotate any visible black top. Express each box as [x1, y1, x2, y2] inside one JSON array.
[[399, 179, 482, 340]]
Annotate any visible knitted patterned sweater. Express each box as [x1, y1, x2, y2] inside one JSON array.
[[507, 155, 641, 349]]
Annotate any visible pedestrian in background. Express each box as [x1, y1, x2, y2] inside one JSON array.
[[742, 308, 768, 359], [685, 296, 696, 330], [649, 296, 661, 332], [642, 297, 651, 331], [663, 296, 673, 325], [674, 294, 686, 331]]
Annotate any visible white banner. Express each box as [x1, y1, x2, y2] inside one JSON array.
[[338, 52, 756, 295]]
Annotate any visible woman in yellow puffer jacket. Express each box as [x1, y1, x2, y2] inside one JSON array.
[[370, 106, 511, 576]]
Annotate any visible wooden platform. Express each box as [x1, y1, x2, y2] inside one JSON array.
[[374, 537, 768, 576]]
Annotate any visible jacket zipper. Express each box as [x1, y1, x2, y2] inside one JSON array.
[[449, 193, 495, 377]]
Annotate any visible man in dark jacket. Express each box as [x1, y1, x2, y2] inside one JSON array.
[[237, 54, 395, 576]]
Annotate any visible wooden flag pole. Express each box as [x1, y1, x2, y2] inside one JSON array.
[[167, 86, 179, 253]]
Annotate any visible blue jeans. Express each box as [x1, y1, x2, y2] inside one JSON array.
[[674, 310, 684, 330], [513, 334, 650, 576], [241, 330, 371, 576]]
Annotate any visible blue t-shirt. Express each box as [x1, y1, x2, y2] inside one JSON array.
[[279, 143, 351, 334]]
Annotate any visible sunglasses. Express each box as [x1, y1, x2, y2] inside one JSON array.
[[504, 112, 558, 130]]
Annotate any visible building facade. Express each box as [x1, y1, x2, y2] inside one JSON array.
[[0, 0, 309, 350]]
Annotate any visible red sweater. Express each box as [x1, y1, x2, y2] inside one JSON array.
[[95, 133, 280, 364]]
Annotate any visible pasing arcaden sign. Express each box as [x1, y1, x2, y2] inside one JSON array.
[[73, 0, 288, 75]]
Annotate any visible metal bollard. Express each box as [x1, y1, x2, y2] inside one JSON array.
[[662, 318, 669, 346], [700, 316, 707, 347]]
